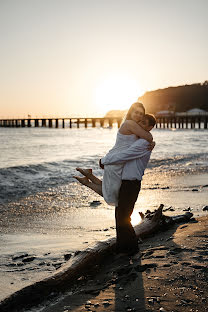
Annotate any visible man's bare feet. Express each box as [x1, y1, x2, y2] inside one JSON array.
[[76, 168, 92, 177], [73, 176, 91, 186]]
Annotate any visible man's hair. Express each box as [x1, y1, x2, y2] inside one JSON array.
[[144, 114, 156, 127]]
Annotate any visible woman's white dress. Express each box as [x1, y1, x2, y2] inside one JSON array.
[[102, 132, 137, 206]]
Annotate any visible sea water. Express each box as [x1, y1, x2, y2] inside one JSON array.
[[0, 126, 208, 204]]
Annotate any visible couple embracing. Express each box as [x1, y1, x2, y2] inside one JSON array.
[[74, 102, 156, 256]]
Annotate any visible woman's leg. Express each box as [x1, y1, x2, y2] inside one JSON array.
[[74, 176, 103, 196], [76, 168, 102, 185]]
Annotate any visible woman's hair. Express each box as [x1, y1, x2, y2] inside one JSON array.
[[125, 102, 145, 120]]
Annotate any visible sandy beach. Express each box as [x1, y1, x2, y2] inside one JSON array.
[[37, 215, 208, 312], [0, 171, 208, 308]]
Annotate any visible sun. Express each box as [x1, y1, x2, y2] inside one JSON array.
[[131, 210, 142, 226], [94, 74, 143, 115]]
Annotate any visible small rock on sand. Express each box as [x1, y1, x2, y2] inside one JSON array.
[[12, 253, 29, 260], [64, 253, 72, 261], [22, 256, 36, 263], [90, 200, 101, 207]]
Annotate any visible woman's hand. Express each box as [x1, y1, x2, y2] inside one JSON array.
[[147, 141, 156, 151], [99, 159, 104, 169]]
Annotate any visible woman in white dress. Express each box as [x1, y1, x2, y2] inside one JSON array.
[[74, 102, 153, 205]]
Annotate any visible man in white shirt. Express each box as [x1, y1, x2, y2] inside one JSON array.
[[101, 114, 156, 255]]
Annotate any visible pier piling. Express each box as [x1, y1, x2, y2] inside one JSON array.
[[0, 115, 208, 129]]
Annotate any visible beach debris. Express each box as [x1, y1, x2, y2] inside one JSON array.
[[192, 188, 198, 191], [134, 263, 157, 272], [74, 250, 81, 256], [94, 303, 100, 307], [39, 261, 46, 266], [143, 250, 154, 258], [163, 206, 174, 212], [90, 200, 101, 207], [166, 236, 174, 241], [181, 262, 191, 266], [64, 253, 72, 261], [22, 256, 36, 263], [183, 207, 191, 211], [180, 224, 188, 229], [12, 253, 29, 261], [189, 218, 198, 223], [148, 298, 154, 304], [163, 264, 171, 267], [202, 205, 208, 211], [159, 308, 167, 312]]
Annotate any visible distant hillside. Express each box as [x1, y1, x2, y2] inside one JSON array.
[[104, 110, 127, 118], [138, 81, 208, 114], [105, 81, 208, 117]]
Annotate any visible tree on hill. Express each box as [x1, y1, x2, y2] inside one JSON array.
[[138, 81, 208, 114]]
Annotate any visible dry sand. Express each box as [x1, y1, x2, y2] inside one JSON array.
[[38, 216, 208, 312]]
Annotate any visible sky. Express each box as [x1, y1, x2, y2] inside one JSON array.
[[0, 0, 207, 118]]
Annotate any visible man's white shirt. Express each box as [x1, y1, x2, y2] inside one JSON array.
[[101, 139, 151, 181]]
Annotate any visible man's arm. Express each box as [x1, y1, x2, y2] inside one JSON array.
[[101, 139, 151, 165]]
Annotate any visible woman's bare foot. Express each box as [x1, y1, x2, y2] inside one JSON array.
[[73, 176, 91, 186], [76, 167, 102, 186], [76, 168, 92, 177]]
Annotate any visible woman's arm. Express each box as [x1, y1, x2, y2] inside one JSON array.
[[126, 120, 153, 142]]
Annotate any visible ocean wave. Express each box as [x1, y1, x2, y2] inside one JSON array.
[[148, 153, 208, 169], [0, 153, 207, 204]]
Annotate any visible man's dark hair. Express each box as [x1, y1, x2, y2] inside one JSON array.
[[144, 114, 156, 127]]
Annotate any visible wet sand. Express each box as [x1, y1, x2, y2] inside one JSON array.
[[0, 172, 207, 307], [39, 216, 208, 312]]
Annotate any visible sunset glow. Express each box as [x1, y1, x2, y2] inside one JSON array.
[[131, 210, 142, 226], [95, 75, 143, 114], [0, 0, 207, 118]]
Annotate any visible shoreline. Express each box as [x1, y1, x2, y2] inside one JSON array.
[[37, 215, 208, 312]]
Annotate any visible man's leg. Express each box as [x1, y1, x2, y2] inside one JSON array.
[[115, 179, 141, 254]]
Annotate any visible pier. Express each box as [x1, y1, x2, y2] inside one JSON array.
[[0, 115, 207, 129], [0, 117, 123, 129]]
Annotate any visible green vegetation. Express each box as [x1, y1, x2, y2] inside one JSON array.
[[139, 81, 208, 114]]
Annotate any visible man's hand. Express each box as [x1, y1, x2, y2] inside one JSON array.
[[99, 159, 104, 169], [147, 141, 156, 151]]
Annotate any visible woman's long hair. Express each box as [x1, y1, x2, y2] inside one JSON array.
[[125, 102, 145, 120]]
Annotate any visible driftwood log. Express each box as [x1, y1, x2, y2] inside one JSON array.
[[0, 204, 193, 312]]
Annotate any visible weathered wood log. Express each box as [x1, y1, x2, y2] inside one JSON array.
[[0, 204, 193, 311]]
